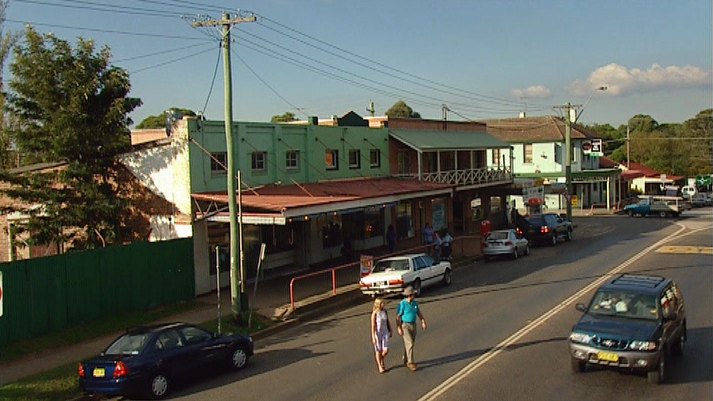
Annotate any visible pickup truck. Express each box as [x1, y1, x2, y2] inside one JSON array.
[[358, 253, 451, 296], [624, 196, 684, 217]]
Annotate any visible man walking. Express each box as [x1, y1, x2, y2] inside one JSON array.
[[396, 286, 427, 371]]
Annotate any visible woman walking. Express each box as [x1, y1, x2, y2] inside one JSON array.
[[371, 298, 392, 373]]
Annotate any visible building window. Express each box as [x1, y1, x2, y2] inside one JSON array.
[[396, 202, 414, 239], [325, 149, 339, 170], [523, 143, 533, 164], [286, 150, 299, 170], [348, 149, 360, 169], [370, 149, 381, 168], [251, 151, 267, 171], [555, 143, 562, 164], [492, 149, 501, 167], [210, 152, 227, 174], [397, 149, 411, 175]]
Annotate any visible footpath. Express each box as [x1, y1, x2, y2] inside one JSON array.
[[0, 212, 610, 387]]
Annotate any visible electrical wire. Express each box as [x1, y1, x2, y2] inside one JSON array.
[[114, 41, 214, 62], [201, 43, 221, 115], [15, 0, 179, 18], [130, 45, 215, 74]]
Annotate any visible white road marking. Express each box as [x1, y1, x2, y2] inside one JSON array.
[[419, 223, 711, 401]]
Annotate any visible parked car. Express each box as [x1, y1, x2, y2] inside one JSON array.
[[358, 253, 451, 296], [624, 195, 686, 217], [79, 323, 254, 399], [483, 229, 529, 260], [569, 274, 686, 384], [690, 193, 708, 208], [521, 213, 573, 246]]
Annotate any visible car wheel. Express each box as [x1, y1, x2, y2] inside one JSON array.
[[628, 210, 634, 217], [550, 234, 557, 246], [647, 353, 665, 384], [148, 373, 169, 399], [524, 245, 530, 256], [566, 229, 572, 242], [570, 356, 585, 373], [512, 248, 519, 259], [659, 211, 668, 218], [672, 323, 686, 356], [412, 279, 421, 295], [442, 269, 452, 286], [230, 346, 249, 369]]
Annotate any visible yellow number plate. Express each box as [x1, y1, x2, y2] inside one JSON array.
[[93, 368, 106, 378], [597, 352, 619, 362]]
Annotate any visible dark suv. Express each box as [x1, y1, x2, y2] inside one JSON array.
[[569, 274, 686, 384], [522, 213, 572, 246]]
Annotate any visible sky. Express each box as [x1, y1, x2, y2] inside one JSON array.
[[4, 0, 712, 128]]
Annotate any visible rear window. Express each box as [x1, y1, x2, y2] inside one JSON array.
[[488, 231, 509, 240], [525, 216, 544, 225], [373, 259, 409, 272], [106, 333, 151, 355]]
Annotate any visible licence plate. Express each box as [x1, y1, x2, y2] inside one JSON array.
[[597, 352, 619, 362], [93, 367, 106, 378]]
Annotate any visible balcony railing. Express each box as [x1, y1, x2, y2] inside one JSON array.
[[421, 167, 512, 186]]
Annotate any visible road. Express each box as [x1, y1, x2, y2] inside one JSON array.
[[168, 211, 713, 401]]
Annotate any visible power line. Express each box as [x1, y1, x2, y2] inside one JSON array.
[[130, 45, 215, 74], [15, 0, 179, 18], [201, 44, 221, 115], [114, 41, 214, 62]]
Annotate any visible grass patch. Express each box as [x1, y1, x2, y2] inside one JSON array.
[[0, 362, 81, 401], [0, 300, 200, 364]]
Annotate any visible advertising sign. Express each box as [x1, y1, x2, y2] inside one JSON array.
[[582, 139, 603, 157], [523, 186, 545, 204]]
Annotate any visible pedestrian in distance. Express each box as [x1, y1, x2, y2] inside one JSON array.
[[440, 229, 453, 261], [422, 222, 435, 255], [396, 286, 427, 371], [386, 224, 397, 254], [371, 298, 392, 373], [433, 231, 442, 261]]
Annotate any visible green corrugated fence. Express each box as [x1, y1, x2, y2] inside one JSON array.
[[0, 238, 194, 348]]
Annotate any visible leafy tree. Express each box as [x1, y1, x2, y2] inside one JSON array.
[[682, 109, 712, 176], [583, 123, 622, 156], [385, 100, 421, 119], [1, 26, 141, 250], [271, 111, 297, 123], [135, 107, 196, 129], [0, 0, 18, 169]]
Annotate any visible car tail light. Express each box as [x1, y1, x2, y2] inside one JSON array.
[[359, 281, 367, 288], [78, 363, 85, 378], [113, 361, 129, 379], [389, 279, 404, 286], [540, 226, 550, 234], [516, 228, 523, 235], [504, 241, 513, 246]]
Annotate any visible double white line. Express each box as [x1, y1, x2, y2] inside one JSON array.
[[419, 223, 702, 401]]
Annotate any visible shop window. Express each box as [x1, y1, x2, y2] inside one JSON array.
[[370, 149, 381, 168], [396, 202, 414, 239], [322, 217, 343, 248], [286, 150, 299, 170], [341, 208, 385, 241]]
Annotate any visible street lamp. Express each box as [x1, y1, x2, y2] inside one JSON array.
[[564, 86, 608, 222]]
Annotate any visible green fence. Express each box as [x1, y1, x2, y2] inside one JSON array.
[[0, 238, 194, 347]]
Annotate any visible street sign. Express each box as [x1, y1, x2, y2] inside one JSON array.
[[582, 139, 603, 157]]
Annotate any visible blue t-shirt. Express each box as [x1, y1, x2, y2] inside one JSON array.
[[397, 299, 420, 324]]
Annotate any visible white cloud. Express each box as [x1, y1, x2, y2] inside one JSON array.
[[511, 85, 551, 99], [569, 63, 712, 96]]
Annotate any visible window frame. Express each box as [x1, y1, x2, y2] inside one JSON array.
[[348, 149, 361, 169], [369, 148, 381, 168], [251, 151, 267, 172], [325, 149, 339, 170], [523, 143, 533, 164], [286, 150, 299, 170], [210, 152, 227, 175]]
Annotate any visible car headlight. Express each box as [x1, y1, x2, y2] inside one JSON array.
[[569, 332, 593, 344], [628, 340, 657, 351]]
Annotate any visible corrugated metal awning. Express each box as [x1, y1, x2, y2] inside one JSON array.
[[389, 129, 509, 151]]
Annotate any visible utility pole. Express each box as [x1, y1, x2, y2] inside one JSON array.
[[626, 124, 631, 169], [192, 12, 256, 320], [554, 103, 581, 223]]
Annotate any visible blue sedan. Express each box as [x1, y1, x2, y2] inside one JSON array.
[[79, 322, 253, 399]]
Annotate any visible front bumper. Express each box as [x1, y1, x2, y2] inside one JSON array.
[[569, 342, 659, 371]]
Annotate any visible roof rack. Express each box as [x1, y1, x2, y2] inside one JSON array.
[[612, 274, 665, 288]]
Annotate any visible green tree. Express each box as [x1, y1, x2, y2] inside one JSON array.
[[682, 109, 713, 176], [271, 111, 297, 123], [135, 107, 196, 129], [584, 123, 623, 156], [1, 26, 141, 250], [385, 100, 421, 119], [0, 0, 18, 169]]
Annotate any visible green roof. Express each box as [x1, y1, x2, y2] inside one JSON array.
[[389, 129, 509, 151]]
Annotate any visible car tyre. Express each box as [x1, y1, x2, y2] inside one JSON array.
[[148, 372, 169, 399], [659, 211, 668, 218], [672, 323, 686, 356], [412, 279, 421, 295], [647, 353, 665, 384], [550, 234, 557, 246], [570, 357, 585, 373], [442, 269, 452, 286], [628, 210, 635, 217], [566, 229, 573, 242], [229, 346, 249, 369], [512, 248, 519, 259], [524, 245, 530, 256]]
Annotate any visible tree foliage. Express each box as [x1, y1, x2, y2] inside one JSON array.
[[0, 0, 18, 169], [385, 100, 421, 119], [271, 111, 297, 123], [1, 26, 141, 250], [135, 107, 196, 129]]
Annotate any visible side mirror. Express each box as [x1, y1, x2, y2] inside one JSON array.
[[575, 303, 587, 312]]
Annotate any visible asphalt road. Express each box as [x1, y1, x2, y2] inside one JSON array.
[[165, 211, 713, 401]]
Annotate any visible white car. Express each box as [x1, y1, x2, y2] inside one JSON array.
[[358, 253, 451, 296], [483, 229, 530, 260]]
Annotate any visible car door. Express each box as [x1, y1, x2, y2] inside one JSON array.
[[178, 326, 225, 368], [153, 328, 194, 380], [659, 285, 682, 348]]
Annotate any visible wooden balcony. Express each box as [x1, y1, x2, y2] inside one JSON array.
[[420, 167, 513, 187]]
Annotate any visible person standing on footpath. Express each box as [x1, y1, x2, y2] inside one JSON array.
[[422, 222, 435, 255], [371, 298, 392, 373], [386, 224, 397, 254], [396, 286, 427, 371]]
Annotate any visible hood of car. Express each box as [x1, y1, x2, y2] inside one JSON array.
[[573, 313, 660, 340]]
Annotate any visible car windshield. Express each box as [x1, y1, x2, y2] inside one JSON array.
[[106, 333, 151, 355], [525, 216, 544, 225], [488, 231, 509, 240], [588, 290, 658, 320], [372, 259, 409, 273]]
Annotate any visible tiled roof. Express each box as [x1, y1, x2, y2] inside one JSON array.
[[483, 116, 598, 142]]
